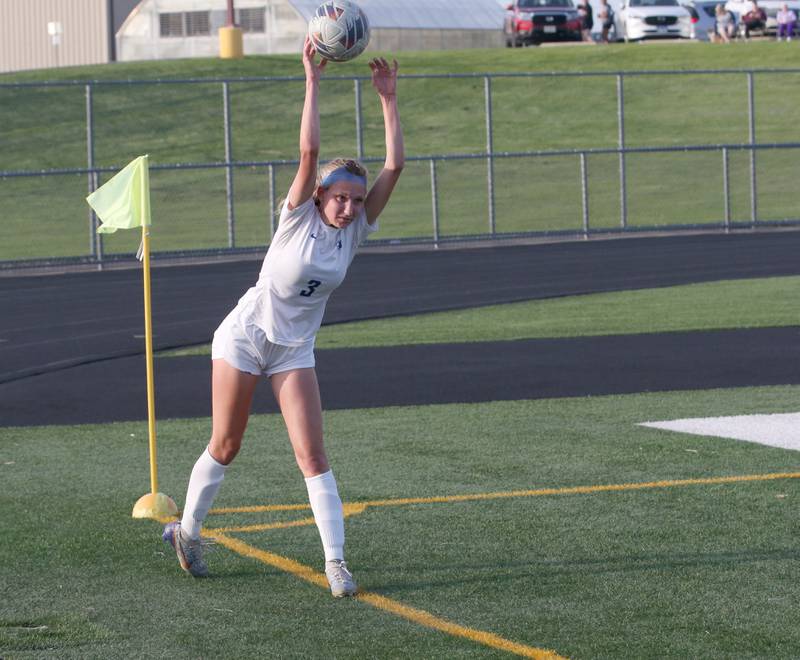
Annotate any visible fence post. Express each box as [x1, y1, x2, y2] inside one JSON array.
[[430, 158, 440, 248], [617, 73, 628, 230], [484, 76, 496, 235], [580, 152, 590, 238], [747, 71, 757, 226], [354, 78, 364, 160], [722, 147, 731, 233], [223, 81, 235, 248], [85, 83, 102, 265], [268, 163, 276, 240]]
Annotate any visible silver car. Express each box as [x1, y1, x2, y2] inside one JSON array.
[[681, 0, 723, 39]]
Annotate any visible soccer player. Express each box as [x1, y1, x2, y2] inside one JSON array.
[[163, 37, 404, 598]]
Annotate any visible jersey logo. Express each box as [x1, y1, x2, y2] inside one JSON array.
[[310, 232, 318, 239], [337, 239, 342, 249], [300, 280, 322, 297]]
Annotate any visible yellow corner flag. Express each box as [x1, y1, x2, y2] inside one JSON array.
[[86, 155, 151, 234], [85, 155, 177, 521]]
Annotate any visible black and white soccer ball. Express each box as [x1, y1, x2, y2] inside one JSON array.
[[308, 1, 371, 63]]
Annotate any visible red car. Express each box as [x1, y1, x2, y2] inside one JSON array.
[[504, 0, 584, 45]]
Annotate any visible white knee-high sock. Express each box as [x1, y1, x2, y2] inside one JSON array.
[[305, 470, 345, 563], [181, 448, 228, 540]]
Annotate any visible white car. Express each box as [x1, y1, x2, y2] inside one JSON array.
[[724, 0, 800, 33], [615, 0, 693, 40]]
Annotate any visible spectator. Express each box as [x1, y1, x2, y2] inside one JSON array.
[[713, 3, 736, 41], [776, 3, 797, 39], [579, 0, 594, 41], [739, 0, 766, 37], [599, 0, 615, 42]]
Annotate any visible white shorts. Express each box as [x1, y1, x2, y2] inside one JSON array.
[[211, 309, 315, 377]]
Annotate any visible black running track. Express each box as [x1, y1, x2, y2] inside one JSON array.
[[1, 232, 799, 427]]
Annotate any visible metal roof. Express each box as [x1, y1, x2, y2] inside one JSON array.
[[286, 0, 506, 30]]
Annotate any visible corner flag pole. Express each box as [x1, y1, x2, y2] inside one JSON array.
[[141, 225, 159, 496], [131, 211, 178, 519], [87, 155, 177, 520]]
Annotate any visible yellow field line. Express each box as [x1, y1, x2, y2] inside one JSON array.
[[209, 531, 565, 660], [210, 516, 317, 534], [193, 472, 800, 657], [210, 504, 368, 534], [209, 471, 800, 516], [212, 502, 310, 514]]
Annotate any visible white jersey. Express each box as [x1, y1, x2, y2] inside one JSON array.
[[232, 197, 377, 347]]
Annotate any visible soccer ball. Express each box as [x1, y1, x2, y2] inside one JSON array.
[[308, 1, 370, 63]]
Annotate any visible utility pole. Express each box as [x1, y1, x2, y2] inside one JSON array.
[[107, 0, 117, 62]]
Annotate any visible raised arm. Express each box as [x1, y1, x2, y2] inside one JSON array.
[[287, 38, 327, 210], [365, 58, 405, 224]]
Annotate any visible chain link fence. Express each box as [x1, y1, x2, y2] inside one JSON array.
[[2, 68, 799, 269]]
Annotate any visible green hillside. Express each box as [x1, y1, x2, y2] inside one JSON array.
[[2, 43, 799, 261]]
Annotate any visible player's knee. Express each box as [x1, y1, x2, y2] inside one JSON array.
[[295, 451, 329, 477], [209, 434, 242, 465]]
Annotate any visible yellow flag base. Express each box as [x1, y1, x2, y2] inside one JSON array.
[[132, 492, 178, 519]]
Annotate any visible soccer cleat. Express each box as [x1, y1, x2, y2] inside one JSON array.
[[325, 559, 357, 597], [162, 521, 209, 578]]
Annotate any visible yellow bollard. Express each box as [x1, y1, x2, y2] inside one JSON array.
[[219, 26, 244, 59], [132, 492, 178, 520]]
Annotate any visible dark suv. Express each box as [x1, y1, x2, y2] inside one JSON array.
[[504, 0, 583, 45]]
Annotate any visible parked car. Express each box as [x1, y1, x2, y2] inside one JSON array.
[[681, 0, 720, 39], [504, 0, 583, 46], [614, 0, 693, 40], [724, 0, 800, 34]]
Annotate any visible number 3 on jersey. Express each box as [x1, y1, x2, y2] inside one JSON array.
[[300, 279, 322, 297]]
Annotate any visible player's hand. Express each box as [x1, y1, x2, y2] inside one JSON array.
[[302, 36, 327, 82], [369, 57, 398, 99]]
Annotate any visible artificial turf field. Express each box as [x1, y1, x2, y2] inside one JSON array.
[[2, 388, 799, 658], [3, 288, 800, 658]]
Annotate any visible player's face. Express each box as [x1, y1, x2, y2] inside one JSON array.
[[318, 181, 367, 229]]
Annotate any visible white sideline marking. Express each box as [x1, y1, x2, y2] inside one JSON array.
[[640, 413, 800, 452]]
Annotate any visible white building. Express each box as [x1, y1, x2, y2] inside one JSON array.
[[117, 0, 506, 62]]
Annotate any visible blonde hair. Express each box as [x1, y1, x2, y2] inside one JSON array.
[[274, 158, 369, 219], [314, 158, 368, 207]]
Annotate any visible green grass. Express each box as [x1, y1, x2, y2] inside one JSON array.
[[3, 242, 799, 655], [2, 386, 799, 658], [2, 44, 800, 261], [160, 275, 800, 356]]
